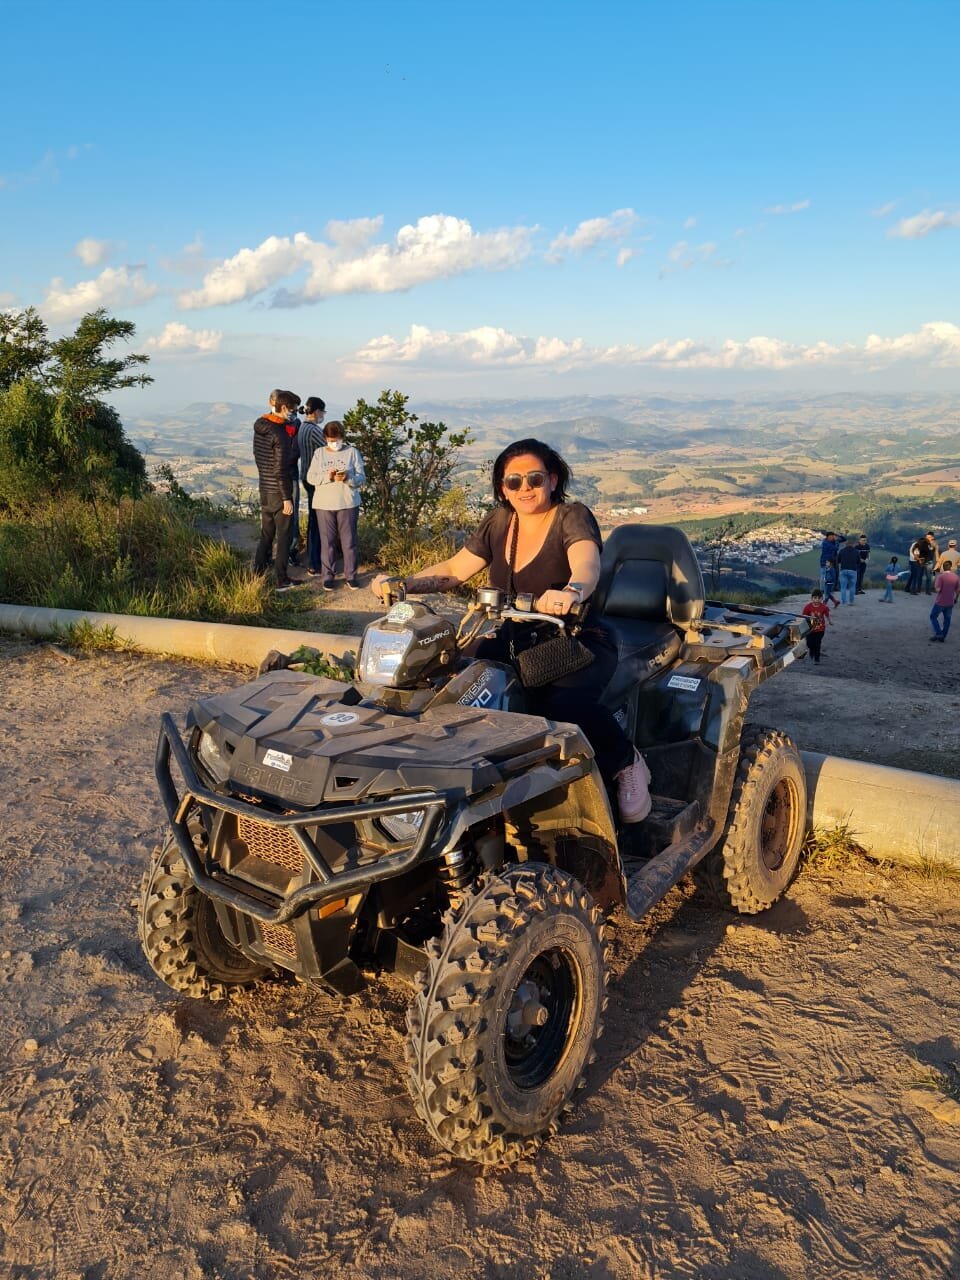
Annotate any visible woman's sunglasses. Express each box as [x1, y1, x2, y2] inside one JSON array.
[[503, 470, 547, 492]]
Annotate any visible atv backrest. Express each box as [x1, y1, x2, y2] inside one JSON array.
[[594, 524, 704, 626]]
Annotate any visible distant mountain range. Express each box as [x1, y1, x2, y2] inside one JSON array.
[[129, 391, 960, 462]]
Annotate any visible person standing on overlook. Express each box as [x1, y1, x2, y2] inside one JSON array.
[[307, 420, 365, 591], [253, 389, 299, 591], [298, 397, 327, 577], [282, 392, 302, 566], [929, 558, 959, 643], [819, 532, 839, 600], [880, 555, 899, 603], [908, 531, 938, 595], [855, 534, 871, 595], [837, 536, 861, 606], [935, 537, 958, 572]]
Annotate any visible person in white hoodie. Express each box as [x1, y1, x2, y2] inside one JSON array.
[[306, 420, 365, 590]]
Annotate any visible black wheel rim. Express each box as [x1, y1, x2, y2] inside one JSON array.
[[504, 949, 580, 1090], [761, 778, 799, 872]]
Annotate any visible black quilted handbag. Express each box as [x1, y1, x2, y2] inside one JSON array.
[[505, 514, 595, 689], [513, 631, 595, 688]]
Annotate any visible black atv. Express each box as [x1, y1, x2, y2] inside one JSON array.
[[140, 524, 809, 1164]]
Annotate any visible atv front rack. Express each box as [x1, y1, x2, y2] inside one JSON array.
[[156, 713, 445, 925]]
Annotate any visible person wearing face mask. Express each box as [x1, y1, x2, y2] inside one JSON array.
[[297, 397, 327, 576], [253, 389, 300, 591], [371, 437, 651, 822], [306, 420, 365, 590]]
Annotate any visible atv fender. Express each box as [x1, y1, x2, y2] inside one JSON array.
[[440, 758, 623, 911]]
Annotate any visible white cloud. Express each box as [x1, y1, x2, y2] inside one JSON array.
[[144, 321, 222, 354], [888, 208, 960, 239], [660, 240, 718, 276], [0, 291, 17, 308], [160, 234, 211, 277], [869, 200, 896, 218], [74, 237, 118, 266], [763, 199, 811, 215], [683, 215, 698, 229], [617, 248, 635, 267], [547, 208, 637, 262], [344, 320, 960, 377], [863, 321, 960, 365], [42, 266, 158, 323], [179, 214, 535, 310]]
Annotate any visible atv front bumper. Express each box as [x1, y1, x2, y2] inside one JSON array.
[[156, 713, 446, 925]]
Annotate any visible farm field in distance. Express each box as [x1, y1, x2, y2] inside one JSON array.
[[132, 391, 960, 595]]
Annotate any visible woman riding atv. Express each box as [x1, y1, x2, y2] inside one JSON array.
[[372, 438, 652, 822]]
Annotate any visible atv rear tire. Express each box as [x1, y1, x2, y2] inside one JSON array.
[[405, 862, 608, 1164], [696, 726, 807, 914], [139, 816, 269, 1000]]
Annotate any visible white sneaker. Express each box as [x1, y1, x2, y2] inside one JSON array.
[[616, 749, 652, 823]]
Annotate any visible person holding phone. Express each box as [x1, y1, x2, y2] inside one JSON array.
[[306, 420, 365, 590]]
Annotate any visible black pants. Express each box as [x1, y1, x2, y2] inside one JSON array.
[[255, 493, 291, 583], [807, 630, 823, 662], [475, 626, 634, 785]]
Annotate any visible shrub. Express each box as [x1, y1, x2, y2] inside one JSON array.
[[0, 493, 279, 624]]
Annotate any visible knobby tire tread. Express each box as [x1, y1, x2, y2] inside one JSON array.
[[138, 830, 267, 1001], [404, 862, 609, 1165]]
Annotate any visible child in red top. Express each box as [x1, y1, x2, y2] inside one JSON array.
[[802, 588, 832, 664]]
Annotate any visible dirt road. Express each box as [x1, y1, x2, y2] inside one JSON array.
[[0, 625, 958, 1280]]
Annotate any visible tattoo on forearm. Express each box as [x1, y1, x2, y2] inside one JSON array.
[[405, 575, 460, 594]]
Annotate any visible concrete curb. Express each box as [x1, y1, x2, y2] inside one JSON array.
[[0, 603, 357, 669], [2, 604, 956, 872], [801, 750, 960, 872]]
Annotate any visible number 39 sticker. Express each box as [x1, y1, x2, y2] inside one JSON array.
[[320, 711, 361, 727]]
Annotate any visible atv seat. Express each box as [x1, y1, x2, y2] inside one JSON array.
[[592, 524, 705, 707]]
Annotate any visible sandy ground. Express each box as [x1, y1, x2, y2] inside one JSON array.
[[1, 583, 959, 1280]]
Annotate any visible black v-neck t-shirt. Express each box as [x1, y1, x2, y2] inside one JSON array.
[[464, 502, 602, 596]]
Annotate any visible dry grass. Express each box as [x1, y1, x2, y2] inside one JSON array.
[[801, 821, 868, 872]]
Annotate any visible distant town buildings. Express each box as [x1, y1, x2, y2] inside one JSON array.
[[699, 523, 821, 567]]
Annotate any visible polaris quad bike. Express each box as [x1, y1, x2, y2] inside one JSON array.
[[140, 524, 810, 1165]]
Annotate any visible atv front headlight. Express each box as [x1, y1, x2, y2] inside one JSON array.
[[357, 625, 414, 687], [379, 809, 425, 842], [196, 729, 230, 784]]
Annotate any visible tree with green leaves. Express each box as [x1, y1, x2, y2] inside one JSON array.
[[0, 307, 151, 507], [342, 389, 472, 537]]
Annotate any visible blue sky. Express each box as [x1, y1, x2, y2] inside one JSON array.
[[2, 0, 959, 414]]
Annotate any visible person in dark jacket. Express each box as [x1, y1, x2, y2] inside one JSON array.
[[253, 389, 299, 590], [837, 536, 861, 605], [908, 531, 938, 594], [819, 532, 838, 598], [281, 390, 303, 565], [855, 534, 871, 594], [298, 397, 327, 575]]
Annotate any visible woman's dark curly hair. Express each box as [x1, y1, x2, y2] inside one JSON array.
[[491, 438, 571, 507]]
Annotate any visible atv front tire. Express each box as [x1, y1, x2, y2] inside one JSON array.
[[405, 862, 608, 1164], [139, 816, 269, 999], [697, 726, 807, 914]]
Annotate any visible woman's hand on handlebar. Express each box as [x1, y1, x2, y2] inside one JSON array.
[[534, 587, 581, 617], [371, 573, 398, 603]]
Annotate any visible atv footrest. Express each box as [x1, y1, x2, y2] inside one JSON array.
[[621, 796, 700, 861], [625, 820, 718, 921]]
